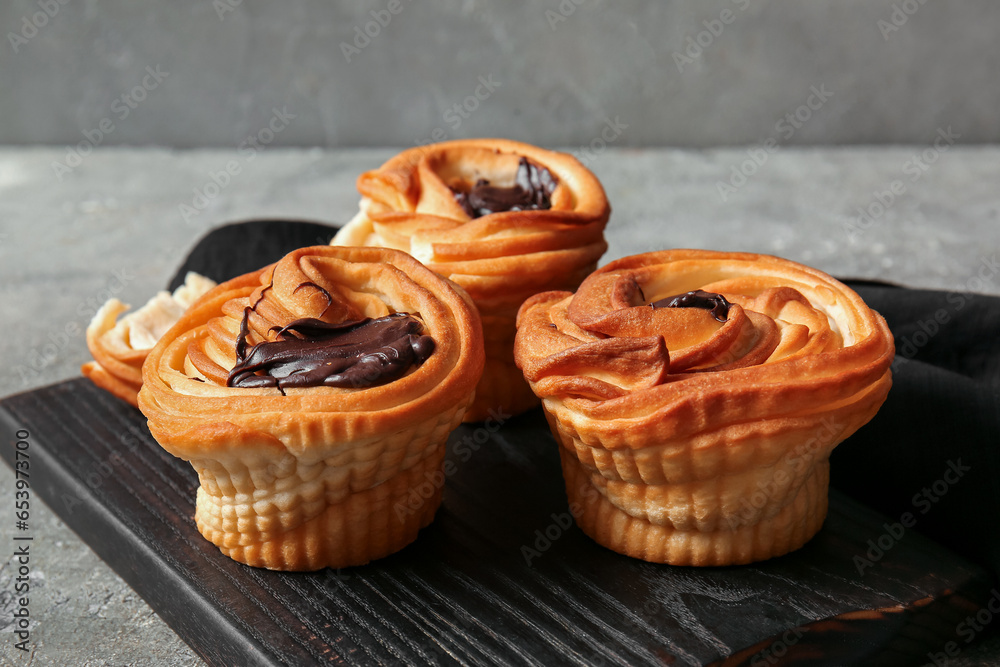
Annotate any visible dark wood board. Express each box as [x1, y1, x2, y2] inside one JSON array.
[[1, 220, 994, 666], [0, 379, 992, 666]]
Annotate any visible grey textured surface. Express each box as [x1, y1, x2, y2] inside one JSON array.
[[2, 0, 1000, 148], [0, 146, 999, 665]]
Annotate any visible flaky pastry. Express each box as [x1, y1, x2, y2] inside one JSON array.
[[514, 250, 894, 566], [82, 272, 217, 406], [332, 138, 610, 421], [138, 246, 484, 570]]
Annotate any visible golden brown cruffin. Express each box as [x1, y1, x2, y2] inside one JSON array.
[[138, 246, 484, 570], [331, 138, 610, 421], [514, 250, 894, 566], [82, 272, 217, 407]]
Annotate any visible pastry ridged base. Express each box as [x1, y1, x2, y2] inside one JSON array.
[[188, 393, 473, 571], [462, 311, 539, 422], [196, 446, 446, 571], [559, 449, 830, 567]]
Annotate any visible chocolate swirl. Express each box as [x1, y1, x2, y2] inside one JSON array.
[[227, 313, 434, 391], [651, 289, 731, 323], [453, 157, 557, 218]]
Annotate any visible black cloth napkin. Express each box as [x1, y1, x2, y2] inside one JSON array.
[[832, 280, 1000, 581], [170, 220, 1000, 581]]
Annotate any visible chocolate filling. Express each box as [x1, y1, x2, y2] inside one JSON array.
[[651, 289, 731, 323], [453, 157, 557, 218], [227, 312, 435, 392]]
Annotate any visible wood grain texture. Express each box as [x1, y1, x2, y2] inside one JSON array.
[[0, 378, 992, 666], [3, 220, 992, 665]]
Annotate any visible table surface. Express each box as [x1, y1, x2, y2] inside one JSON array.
[[1, 146, 998, 666]]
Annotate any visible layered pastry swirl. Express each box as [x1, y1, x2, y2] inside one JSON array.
[[332, 139, 610, 421], [82, 272, 217, 406], [514, 250, 894, 566], [138, 246, 484, 570]]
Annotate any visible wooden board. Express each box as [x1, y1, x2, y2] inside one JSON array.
[[2, 220, 993, 666], [0, 378, 991, 666]]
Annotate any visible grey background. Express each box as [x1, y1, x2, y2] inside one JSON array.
[[2, 0, 1000, 148], [3, 0, 1000, 665]]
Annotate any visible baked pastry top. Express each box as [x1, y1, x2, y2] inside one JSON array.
[[332, 138, 610, 420], [514, 249, 895, 565], [82, 272, 216, 406], [138, 245, 484, 570]]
